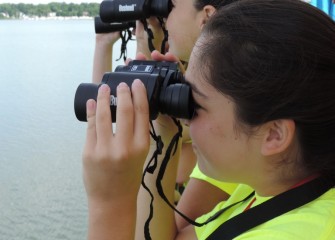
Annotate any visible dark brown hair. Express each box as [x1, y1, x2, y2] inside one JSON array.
[[196, 0, 335, 177]]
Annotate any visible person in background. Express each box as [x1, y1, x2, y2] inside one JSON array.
[[91, 31, 120, 84], [91, 0, 239, 233], [82, 0, 335, 239]]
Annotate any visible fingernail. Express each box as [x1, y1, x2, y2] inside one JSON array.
[[86, 99, 96, 110], [99, 84, 110, 93], [132, 79, 144, 87], [118, 82, 129, 90]]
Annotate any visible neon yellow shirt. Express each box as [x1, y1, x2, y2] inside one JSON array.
[[190, 163, 238, 195], [195, 184, 335, 239]]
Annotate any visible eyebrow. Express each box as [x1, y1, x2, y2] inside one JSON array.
[[184, 77, 208, 99]]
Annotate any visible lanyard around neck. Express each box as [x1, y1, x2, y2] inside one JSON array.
[[206, 176, 335, 240]]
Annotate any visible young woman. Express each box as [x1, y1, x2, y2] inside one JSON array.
[[91, 0, 239, 232], [83, 0, 335, 239], [91, 31, 120, 84]]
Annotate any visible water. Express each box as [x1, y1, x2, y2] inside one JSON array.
[[0, 19, 136, 240]]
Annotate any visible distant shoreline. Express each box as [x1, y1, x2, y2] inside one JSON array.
[[0, 2, 99, 20], [0, 16, 94, 20]]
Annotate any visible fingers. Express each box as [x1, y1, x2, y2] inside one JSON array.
[[89, 81, 149, 149], [134, 51, 183, 71], [131, 80, 150, 146], [85, 99, 97, 151], [125, 57, 133, 65], [135, 52, 147, 61], [151, 50, 186, 73], [115, 82, 133, 144], [115, 80, 150, 149], [125, 52, 147, 65], [96, 84, 113, 145], [151, 50, 178, 62], [150, 50, 167, 61]]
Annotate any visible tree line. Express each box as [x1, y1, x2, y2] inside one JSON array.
[[0, 2, 100, 19]]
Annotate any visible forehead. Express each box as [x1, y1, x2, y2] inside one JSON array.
[[185, 41, 228, 100], [185, 45, 214, 97], [185, 43, 204, 83], [185, 59, 196, 84]]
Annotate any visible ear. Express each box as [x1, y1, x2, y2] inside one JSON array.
[[199, 5, 216, 29], [261, 120, 296, 156]]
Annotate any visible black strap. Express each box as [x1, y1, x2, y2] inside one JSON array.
[[141, 121, 164, 240], [143, 119, 255, 240], [141, 18, 168, 54], [156, 17, 168, 54], [141, 19, 155, 53], [142, 119, 182, 240], [116, 28, 133, 62], [206, 176, 335, 240], [143, 119, 334, 239]]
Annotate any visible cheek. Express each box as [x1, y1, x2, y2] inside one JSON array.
[[167, 12, 194, 41], [189, 119, 225, 155], [166, 11, 178, 33], [189, 120, 226, 177], [190, 123, 241, 181]]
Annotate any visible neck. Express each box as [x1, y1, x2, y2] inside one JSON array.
[[250, 171, 318, 197]]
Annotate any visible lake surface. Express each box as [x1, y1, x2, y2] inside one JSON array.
[[0, 19, 136, 240]]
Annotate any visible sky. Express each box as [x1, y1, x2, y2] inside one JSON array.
[[0, 0, 102, 4]]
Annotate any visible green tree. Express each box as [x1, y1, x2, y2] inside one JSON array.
[[0, 2, 99, 19]]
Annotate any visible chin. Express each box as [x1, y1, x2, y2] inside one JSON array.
[[197, 157, 211, 176], [197, 156, 223, 181]]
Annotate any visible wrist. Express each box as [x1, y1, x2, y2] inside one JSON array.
[[136, 41, 152, 59], [95, 34, 118, 46], [88, 196, 137, 213], [152, 116, 180, 141], [88, 199, 137, 240]]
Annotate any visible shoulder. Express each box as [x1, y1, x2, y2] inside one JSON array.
[[190, 163, 238, 195], [195, 184, 254, 239], [195, 188, 335, 239]]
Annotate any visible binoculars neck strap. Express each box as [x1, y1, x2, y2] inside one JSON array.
[[141, 17, 169, 54], [141, 118, 183, 240], [117, 28, 133, 62], [140, 118, 335, 240]]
